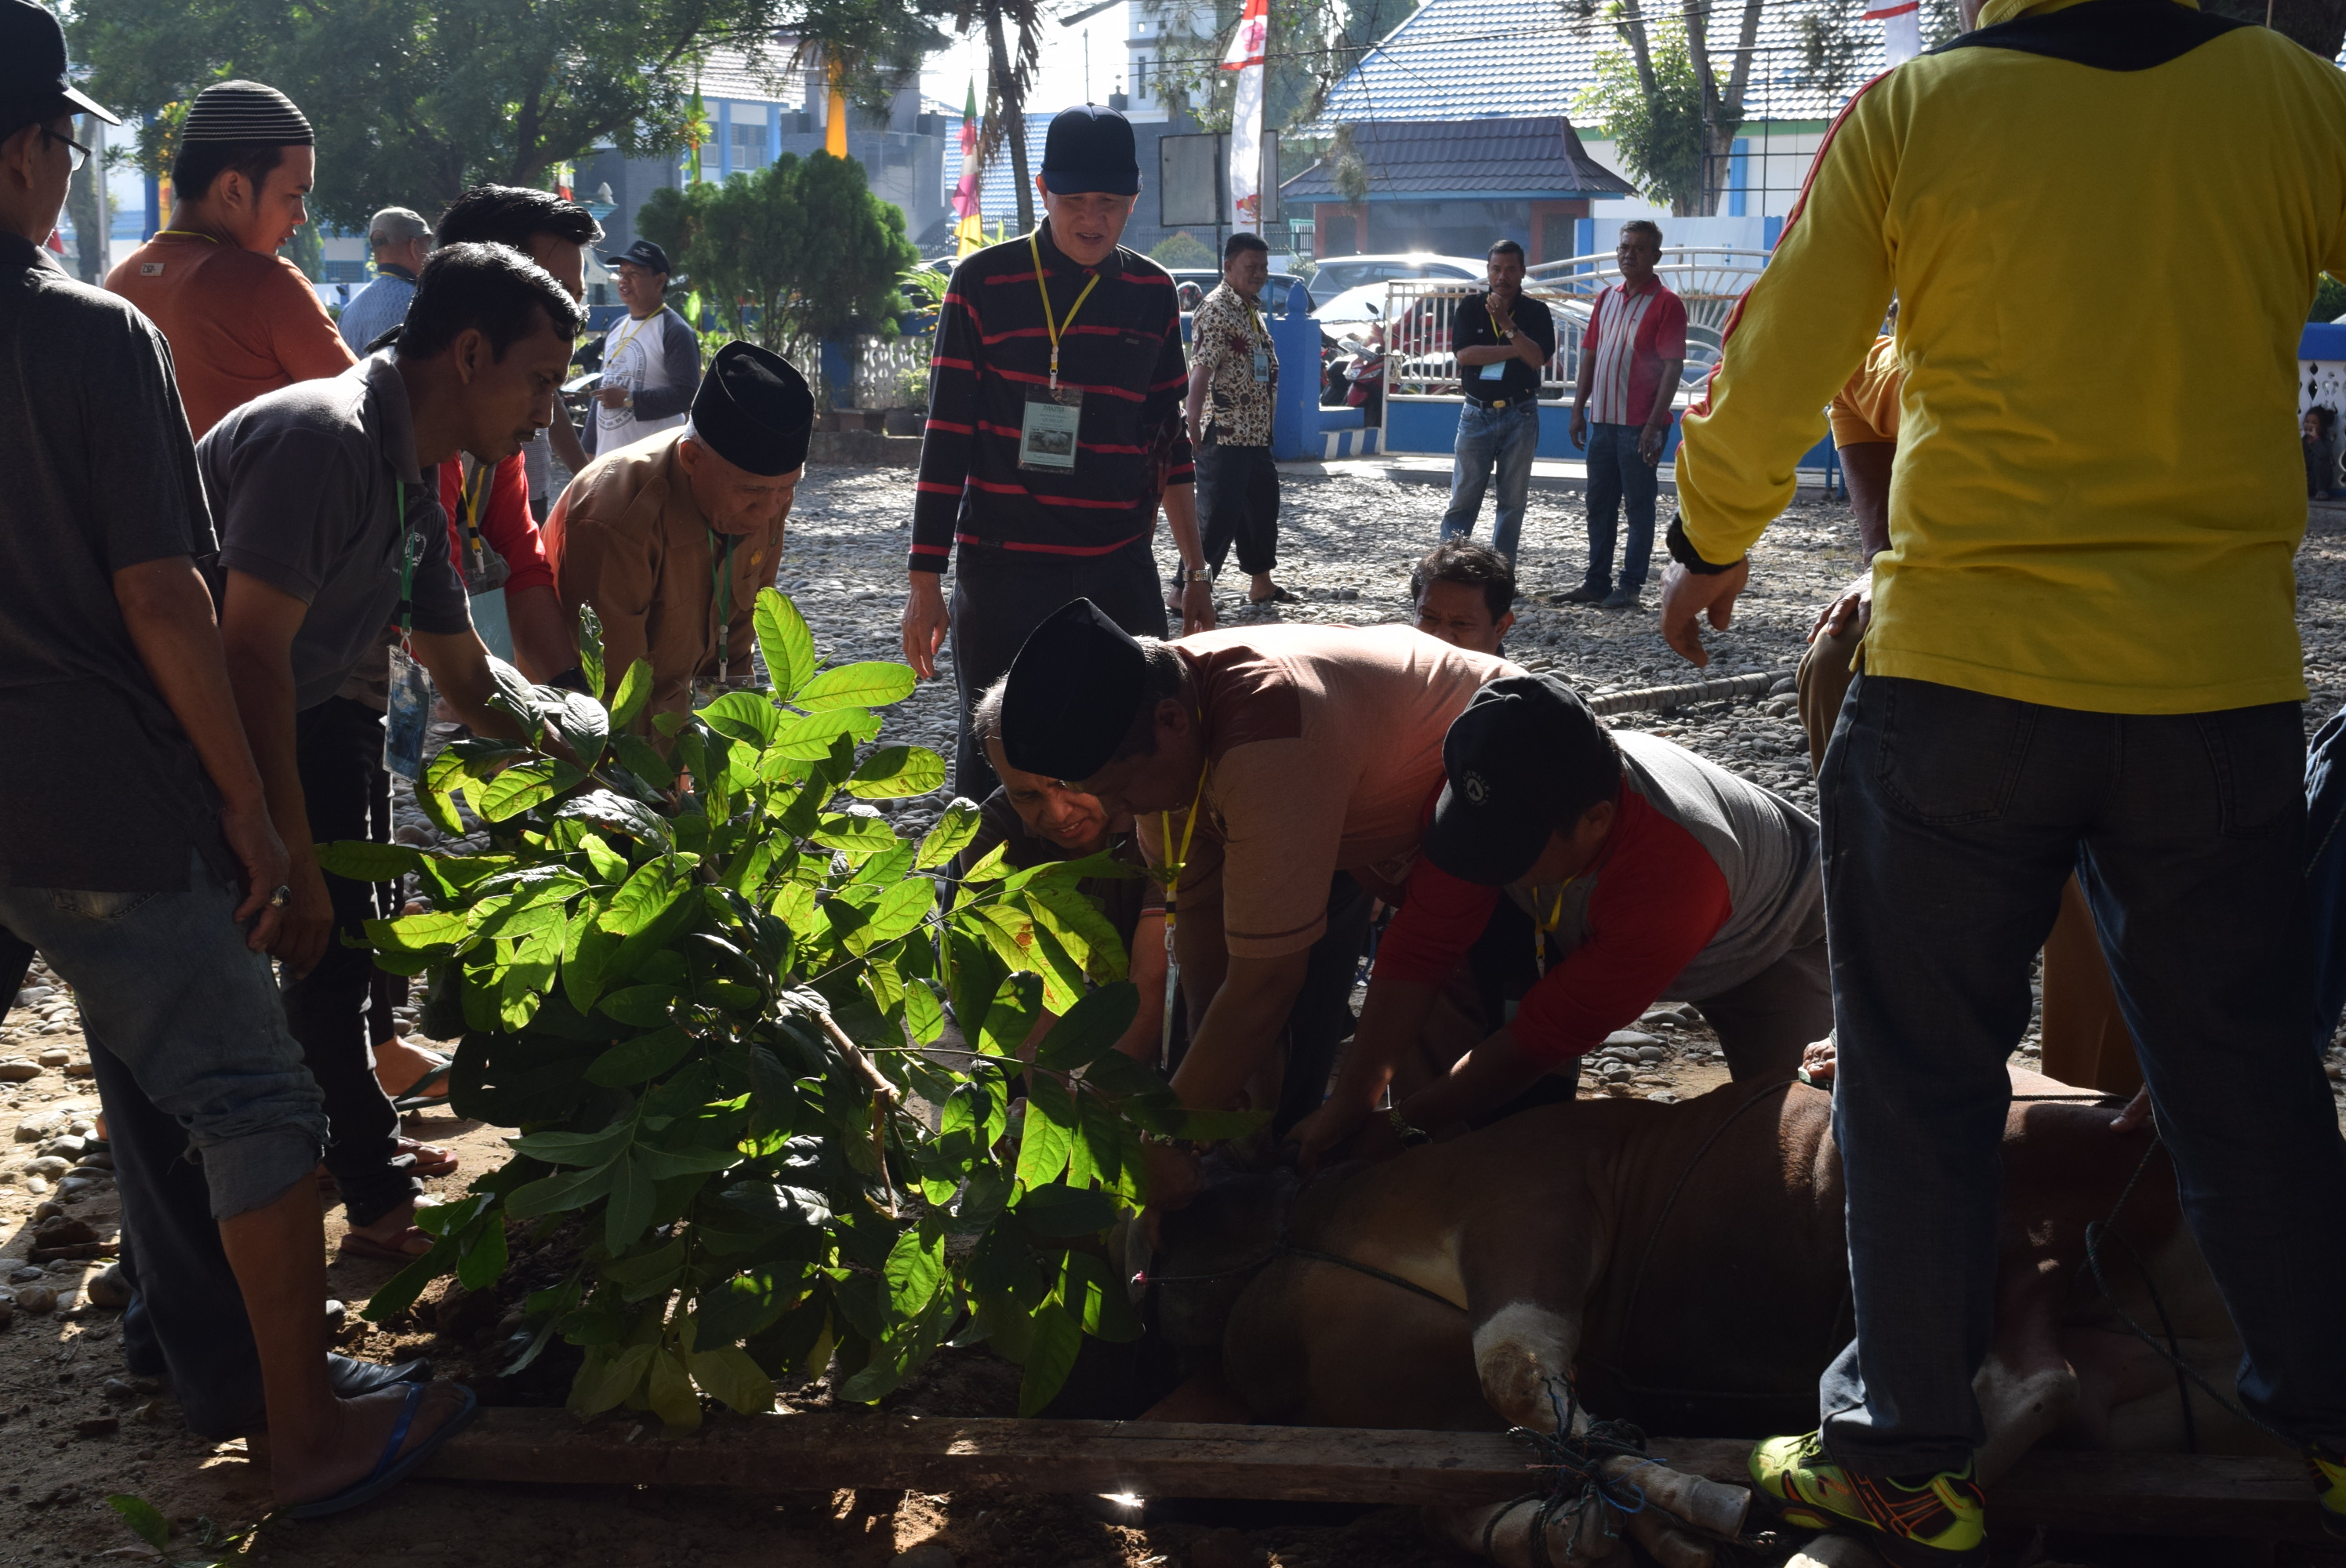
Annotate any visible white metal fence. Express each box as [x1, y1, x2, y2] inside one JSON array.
[[1381, 248, 1769, 401], [855, 333, 931, 409]]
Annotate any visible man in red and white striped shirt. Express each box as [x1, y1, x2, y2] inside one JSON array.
[[899, 104, 1213, 798], [1564, 222, 1687, 610]]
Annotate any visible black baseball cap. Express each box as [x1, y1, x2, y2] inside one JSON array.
[[599, 238, 671, 276], [690, 341, 815, 477], [1425, 675, 1622, 886], [1040, 104, 1139, 198], [999, 598, 1149, 781], [0, 1, 117, 128]]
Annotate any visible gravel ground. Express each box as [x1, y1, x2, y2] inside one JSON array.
[[1, 470, 2344, 1568]]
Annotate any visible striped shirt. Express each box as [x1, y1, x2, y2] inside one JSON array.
[[1584, 278, 1688, 427], [910, 223, 1193, 572]]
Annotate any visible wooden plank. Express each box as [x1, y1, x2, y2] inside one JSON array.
[[419, 1410, 2333, 1539]]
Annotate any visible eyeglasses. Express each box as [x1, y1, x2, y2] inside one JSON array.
[[40, 127, 91, 174]]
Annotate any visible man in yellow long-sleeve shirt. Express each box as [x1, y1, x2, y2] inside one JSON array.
[[1658, 0, 2346, 1558]]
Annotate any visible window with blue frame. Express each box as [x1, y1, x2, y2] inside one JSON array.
[[730, 119, 769, 175]]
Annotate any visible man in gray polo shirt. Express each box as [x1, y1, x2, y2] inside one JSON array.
[[205, 241, 581, 1261]]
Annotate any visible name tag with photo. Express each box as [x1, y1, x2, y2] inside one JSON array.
[[1019, 387, 1083, 471]]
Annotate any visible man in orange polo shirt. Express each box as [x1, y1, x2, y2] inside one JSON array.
[[105, 81, 351, 437]]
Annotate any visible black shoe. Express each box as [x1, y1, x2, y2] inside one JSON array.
[[1601, 585, 1643, 611], [1554, 583, 1606, 604]]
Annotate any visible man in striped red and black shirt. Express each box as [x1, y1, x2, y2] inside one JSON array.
[[901, 103, 1214, 798]]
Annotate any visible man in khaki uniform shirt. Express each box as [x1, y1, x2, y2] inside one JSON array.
[[544, 341, 813, 726]]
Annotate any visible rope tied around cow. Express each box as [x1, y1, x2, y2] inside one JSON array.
[[1481, 1377, 1690, 1568]]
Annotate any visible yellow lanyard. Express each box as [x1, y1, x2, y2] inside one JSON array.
[[459, 461, 488, 572], [1156, 763, 1209, 1070], [607, 310, 656, 373], [155, 229, 220, 245], [1487, 302, 1514, 343], [1531, 879, 1578, 979], [1029, 228, 1101, 391]]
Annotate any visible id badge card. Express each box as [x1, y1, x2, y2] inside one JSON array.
[[1019, 387, 1083, 471], [1252, 347, 1271, 383], [384, 644, 433, 782], [1479, 356, 1509, 382]]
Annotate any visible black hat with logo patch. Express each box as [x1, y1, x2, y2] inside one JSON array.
[[0, 1, 117, 129], [1425, 674, 1621, 886]]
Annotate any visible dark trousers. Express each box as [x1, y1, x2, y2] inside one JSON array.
[[947, 540, 1168, 800], [1816, 674, 2346, 1472], [1582, 421, 1659, 593], [286, 697, 419, 1228], [2307, 706, 2346, 1054], [1197, 441, 1280, 578], [1273, 873, 1376, 1138]]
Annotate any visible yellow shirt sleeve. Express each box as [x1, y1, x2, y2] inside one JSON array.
[[1827, 336, 1903, 448], [1674, 85, 1901, 565]]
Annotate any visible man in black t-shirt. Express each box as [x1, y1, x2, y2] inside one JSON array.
[[1437, 239, 1555, 564], [0, 5, 471, 1511]]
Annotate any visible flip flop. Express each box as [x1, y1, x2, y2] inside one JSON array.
[[338, 1226, 434, 1263], [284, 1381, 480, 1521], [1248, 586, 1298, 604], [398, 1137, 459, 1178], [389, 1058, 452, 1113]]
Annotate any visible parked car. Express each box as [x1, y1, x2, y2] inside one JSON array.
[[1166, 269, 1314, 318], [1305, 252, 1483, 301]]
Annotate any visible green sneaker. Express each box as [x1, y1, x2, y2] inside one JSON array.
[[2314, 1445, 2346, 1539], [1749, 1431, 1988, 1568]]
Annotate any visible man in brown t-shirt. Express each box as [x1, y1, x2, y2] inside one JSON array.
[[106, 81, 353, 437], [999, 603, 1519, 1178]]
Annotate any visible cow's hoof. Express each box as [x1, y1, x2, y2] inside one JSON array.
[[1785, 1534, 1889, 1568]]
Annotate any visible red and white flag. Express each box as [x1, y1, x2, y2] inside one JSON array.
[[1863, 0, 1922, 65], [1222, 0, 1269, 229]]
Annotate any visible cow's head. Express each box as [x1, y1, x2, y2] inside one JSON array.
[[1147, 1160, 1298, 1352]]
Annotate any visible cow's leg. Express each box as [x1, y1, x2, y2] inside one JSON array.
[[1784, 1536, 1888, 1568], [1973, 1247, 2083, 1483], [1422, 1212, 1749, 1566]]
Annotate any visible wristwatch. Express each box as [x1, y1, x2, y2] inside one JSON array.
[[1174, 563, 1211, 588], [1385, 1105, 1431, 1147]]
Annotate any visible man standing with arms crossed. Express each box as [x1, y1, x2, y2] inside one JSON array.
[[336, 205, 431, 354], [1187, 231, 1289, 606], [902, 103, 1214, 800], [1439, 239, 1553, 565], [1661, 1, 2346, 1555], [1564, 220, 1684, 612]]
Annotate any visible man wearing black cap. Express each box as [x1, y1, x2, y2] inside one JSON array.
[[584, 237, 699, 458], [904, 103, 1214, 800], [0, 4, 475, 1508], [1000, 601, 1517, 1162], [546, 339, 815, 728], [1292, 674, 1828, 1167], [107, 79, 354, 437], [207, 243, 582, 1265]]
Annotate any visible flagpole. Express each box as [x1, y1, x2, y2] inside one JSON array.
[[1223, 0, 1269, 234]]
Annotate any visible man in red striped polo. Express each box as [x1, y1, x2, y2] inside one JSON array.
[[1563, 220, 1687, 611], [901, 103, 1215, 797]]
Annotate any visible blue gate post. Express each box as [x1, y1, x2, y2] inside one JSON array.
[[1269, 287, 1322, 461], [820, 337, 855, 408]]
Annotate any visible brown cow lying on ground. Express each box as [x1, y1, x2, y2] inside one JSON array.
[[1146, 1065, 2268, 1567]]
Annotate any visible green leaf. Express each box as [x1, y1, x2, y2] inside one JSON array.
[[917, 798, 983, 869], [701, 690, 783, 746], [506, 1160, 620, 1219], [904, 981, 945, 1045], [508, 1122, 633, 1167], [314, 840, 425, 881], [596, 984, 677, 1027], [844, 744, 947, 800], [754, 586, 816, 699], [558, 689, 611, 768], [846, 877, 934, 955], [811, 813, 899, 856], [579, 832, 629, 882], [605, 1150, 655, 1251], [470, 759, 587, 823], [609, 735, 677, 793], [577, 603, 606, 701], [586, 1025, 696, 1087], [609, 658, 656, 731], [484, 654, 547, 739], [773, 707, 882, 761], [1012, 1181, 1117, 1238], [1062, 1250, 1142, 1341], [1029, 884, 1130, 982], [688, 1345, 778, 1414], [1015, 1074, 1077, 1191], [368, 910, 470, 955], [1016, 1299, 1081, 1417], [105, 1494, 170, 1549], [456, 1216, 510, 1291], [1033, 982, 1141, 1073], [602, 857, 688, 937], [794, 660, 916, 712], [569, 1342, 654, 1417]]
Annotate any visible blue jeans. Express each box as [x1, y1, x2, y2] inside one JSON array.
[[1815, 676, 2346, 1471], [1440, 399, 1540, 561], [1582, 421, 1658, 593]]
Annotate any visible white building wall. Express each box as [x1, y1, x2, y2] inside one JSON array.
[[1578, 125, 1828, 230]]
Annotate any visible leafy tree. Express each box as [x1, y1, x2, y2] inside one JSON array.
[[1574, 16, 1707, 216], [637, 151, 917, 398], [352, 593, 1250, 1425], [1146, 0, 1344, 136], [71, 0, 803, 232], [2315, 272, 2346, 325]]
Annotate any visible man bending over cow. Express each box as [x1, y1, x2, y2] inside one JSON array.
[[958, 676, 1168, 1063], [997, 600, 1520, 1204], [1295, 673, 1826, 1164]]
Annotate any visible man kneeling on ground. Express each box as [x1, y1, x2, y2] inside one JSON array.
[[957, 677, 1169, 1062], [1295, 673, 1826, 1166]]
